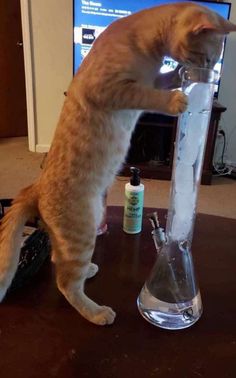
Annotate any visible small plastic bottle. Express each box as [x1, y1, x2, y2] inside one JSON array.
[[123, 167, 144, 234]]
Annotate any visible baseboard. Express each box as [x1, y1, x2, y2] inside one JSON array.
[[36, 144, 50, 153]]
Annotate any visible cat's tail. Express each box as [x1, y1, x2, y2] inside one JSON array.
[[0, 184, 39, 301]]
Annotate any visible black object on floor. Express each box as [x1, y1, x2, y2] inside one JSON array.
[[0, 198, 51, 293]]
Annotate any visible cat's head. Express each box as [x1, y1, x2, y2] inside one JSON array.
[[169, 3, 236, 69]]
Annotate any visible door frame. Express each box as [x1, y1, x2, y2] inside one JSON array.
[[20, 0, 36, 152]]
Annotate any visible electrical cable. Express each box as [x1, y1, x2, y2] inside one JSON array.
[[213, 129, 233, 176]]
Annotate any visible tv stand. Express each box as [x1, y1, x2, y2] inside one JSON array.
[[119, 100, 227, 185]]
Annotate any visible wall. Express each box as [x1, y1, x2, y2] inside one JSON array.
[[218, 0, 236, 168], [29, 0, 72, 152]]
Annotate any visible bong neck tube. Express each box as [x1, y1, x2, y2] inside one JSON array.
[[166, 67, 217, 244]]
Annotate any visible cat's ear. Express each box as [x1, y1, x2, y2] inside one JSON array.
[[192, 13, 236, 35]]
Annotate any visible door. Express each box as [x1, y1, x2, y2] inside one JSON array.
[[0, 0, 27, 137]]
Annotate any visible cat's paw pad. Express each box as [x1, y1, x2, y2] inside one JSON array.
[[87, 263, 99, 279], [168, 90, 188, 115], [91, 306, 116, 326]]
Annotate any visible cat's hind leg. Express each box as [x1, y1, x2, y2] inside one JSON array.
[[56, 257, 115, 325], [47, 205, 115, 325]]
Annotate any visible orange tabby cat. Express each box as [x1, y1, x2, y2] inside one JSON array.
[[0, 3, 236, 325]]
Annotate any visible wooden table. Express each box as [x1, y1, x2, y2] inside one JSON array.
[[0, 207, 236, 377]]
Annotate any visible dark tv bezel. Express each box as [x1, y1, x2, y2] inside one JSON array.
[[72, 0, 232, 97]]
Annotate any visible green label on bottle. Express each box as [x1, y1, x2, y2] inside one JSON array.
[[123, 189, 144, 233]]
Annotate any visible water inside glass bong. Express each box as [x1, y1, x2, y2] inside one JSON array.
[[139, 239, 201, 330], [138, 80, 214, 329]]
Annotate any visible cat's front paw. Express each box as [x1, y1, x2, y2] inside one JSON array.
[[168, 90, 188, 115]]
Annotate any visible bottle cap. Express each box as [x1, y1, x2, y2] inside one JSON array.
[[130, 167, 141, 186]]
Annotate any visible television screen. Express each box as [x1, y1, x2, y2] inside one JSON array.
[[73, 0, 231, 97]]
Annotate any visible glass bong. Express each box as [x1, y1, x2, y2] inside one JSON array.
[[137, 67, 217, 330]]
